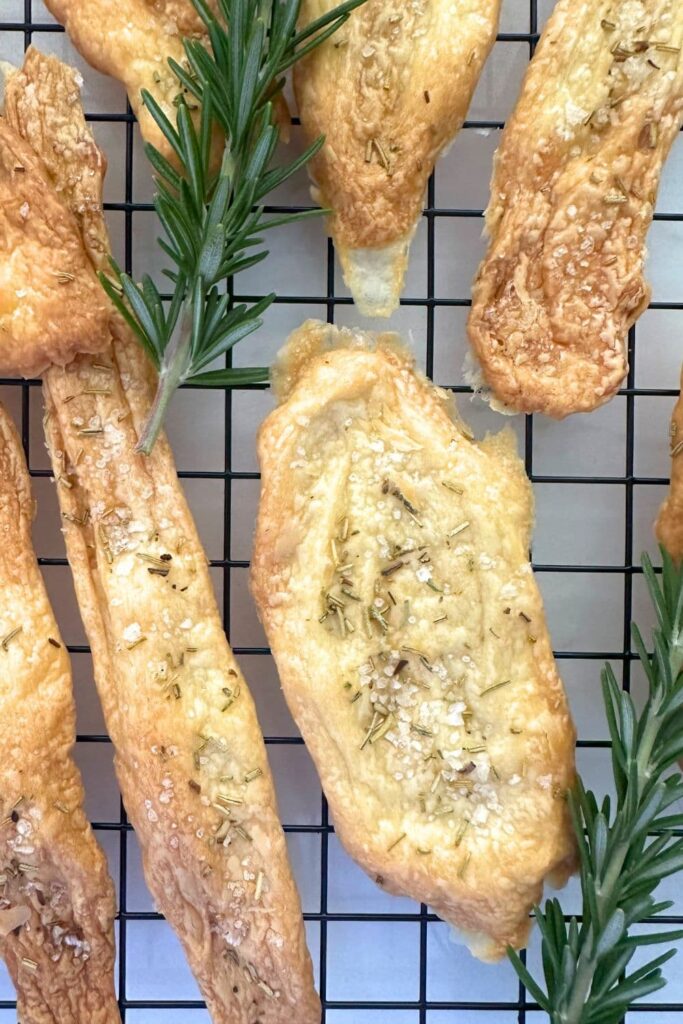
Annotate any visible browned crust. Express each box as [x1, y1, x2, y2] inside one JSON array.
[[656, 365, 683, 561], [468, 0, 683, 418], [42, 338, 320, 1024], [0, 404, 120, 1024], [8, 48, 319, 1024], [43, 0, 202, 160], [252, 320, 576, 962], [0, 52, 111, 377], [294, 0, 501, 313]]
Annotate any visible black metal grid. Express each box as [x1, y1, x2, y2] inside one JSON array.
[[0, 0, 681, 1020]]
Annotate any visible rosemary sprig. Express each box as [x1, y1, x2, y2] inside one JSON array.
[[101, 0, 363, 454], [509, 549, 683, 1023]]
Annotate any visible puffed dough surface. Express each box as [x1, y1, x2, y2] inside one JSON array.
[[656, 366, 683, 561], [0, 404, 120, 1024], [0, 52, 110, 377], [294, 0, 501, 317], [468, 0, 683, 418], [252, 320, 577, 961], [43, 0, 207, 160], [7, 48, 320, 1024]]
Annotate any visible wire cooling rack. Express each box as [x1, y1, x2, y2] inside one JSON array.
[[1, 0, 682, 1020]]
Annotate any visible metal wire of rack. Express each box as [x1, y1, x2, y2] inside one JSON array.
[[0, 0, 682, 1020]]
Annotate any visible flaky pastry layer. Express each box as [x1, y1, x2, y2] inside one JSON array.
[[468, 0, 683, 417], [8, 48, 319, 1024], [252, 320, 576, 961], [0, 404, 119, 1024], [656, 366, 683, 560], [294, 0, 501, 316], [0, 52, 110, 377], [43, 0, 206, 160]]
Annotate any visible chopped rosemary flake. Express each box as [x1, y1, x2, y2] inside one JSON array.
[[600, 18, 615, 29], [350, 691, 362, 703], [457, 853, 471, 879], [519, 611, 531, 623], [603, 192, 628, 205], [54, 271, 75, 284], [670, 439, 683, 458], [489, 627, 500, 639], [341, 586, 361, 601], [244, 768, 263, 783], [465, 744, 487, 754], [1, 626, 22, 651], [528, 634, 537, 644], [125, 636, 147, 650], [373, 137, 391, 172], [255, 870, 265, 901], [371, 713, 394, 743], [148, 566, 170, 577], [655, 43, 680, 53], [482, 679, 511, 696], [417, 847, 432, 855], [454, 815, 471, 847], [335, 606, 346, 638], [603, 254, 618, 266], [442, 481, 464, 494], [137, 552, 168, 568], [639, 122, 659, 150], [364, 138, 373, 162], [433, 614, 448, 623], [369, 606, 389, 633], [78, 426, 104, 435], [360, 711, 382, 750], [92, 362, 113, 371], [449, 521, 470, 537], [21, 958, 38, 972], [82, 388, 112, 396], [234, 825, 252, 842], [426, 580, 443, 593], [411, 724, 433, 737], [48, 637, 61, 648], [216, 793, 243, 807], [53, 801, 69, 814], [387, 832, 407, 852], [381, 560, 404, 577], [382, 479, 420, 517], [451, 778, 474, 790]]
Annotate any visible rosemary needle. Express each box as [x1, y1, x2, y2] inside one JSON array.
[[508, 550, 683, 1023], [101, 0, 367, 454]]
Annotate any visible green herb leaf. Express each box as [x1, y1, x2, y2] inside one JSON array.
[[507, 549, 683, 1024], [105, 0, 367, 454]]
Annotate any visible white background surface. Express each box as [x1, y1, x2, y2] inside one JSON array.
[[0, 0, 682, 1020]]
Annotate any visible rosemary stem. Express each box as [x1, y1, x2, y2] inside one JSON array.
[[136, 305, 194, 455], [560, 703, 665, 1024]]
